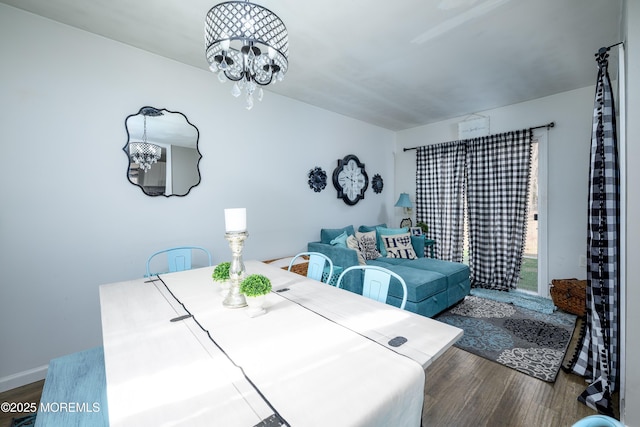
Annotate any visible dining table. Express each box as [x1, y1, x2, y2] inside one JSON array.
[[99, 260, 463, 427]]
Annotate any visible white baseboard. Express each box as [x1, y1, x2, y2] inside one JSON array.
[[0, 364, 48, 393]]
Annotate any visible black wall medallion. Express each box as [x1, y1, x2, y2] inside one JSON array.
[[308, 167, 327, 192], [372, 174, 383, 194]]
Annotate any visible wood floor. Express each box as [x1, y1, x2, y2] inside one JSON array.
[[0, 379, 42, 427], [0, 348, 602, 427], [422, 346, 599, 426]]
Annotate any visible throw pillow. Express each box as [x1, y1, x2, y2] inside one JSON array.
[[355, 231, 381, 260], [320, 225, 355, 244], [381, 232, 417, 259], [357, 224, 388, 254], [358, 223, 387, 233], [375, 226, 409, 256], [347, 235, 367, 265], [330, 231, 349, 248]]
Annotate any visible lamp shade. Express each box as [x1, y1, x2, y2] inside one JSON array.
[[394, 193, 413, 208]]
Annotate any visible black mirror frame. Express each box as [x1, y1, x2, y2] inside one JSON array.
[[123, 106, 202, 197]]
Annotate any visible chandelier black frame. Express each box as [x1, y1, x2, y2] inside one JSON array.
[[205, 0, 288, 106]]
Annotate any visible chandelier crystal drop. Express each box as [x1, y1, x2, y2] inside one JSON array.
[[205, 0, 289, 110], [129, 113, 162, 173]]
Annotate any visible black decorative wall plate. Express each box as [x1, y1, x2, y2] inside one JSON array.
[[308, 167, 327, 192], [372, 174, 383, 194]]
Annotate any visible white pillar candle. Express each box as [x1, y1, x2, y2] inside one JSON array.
[[224, 208, 247, 232]]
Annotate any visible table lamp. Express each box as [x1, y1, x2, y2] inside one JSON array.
[[395, 193, 413, 228]]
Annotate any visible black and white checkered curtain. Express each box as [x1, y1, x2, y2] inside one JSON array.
[[466, 130, 532, 291], [568, 48, 620, 416], [416, 142, 466, 262]]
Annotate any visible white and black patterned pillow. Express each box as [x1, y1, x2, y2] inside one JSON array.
[[347, 235, 367, 265], [355, 231, 381, 260], [381, 233, 417, 259]]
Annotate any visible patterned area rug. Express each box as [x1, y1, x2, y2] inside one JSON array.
[[470, 288, 556, 314], [436, 295, 577, 382]]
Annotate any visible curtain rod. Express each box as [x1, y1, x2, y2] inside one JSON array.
[[600, 41, 624, 55], [402, 121, 555, 152]]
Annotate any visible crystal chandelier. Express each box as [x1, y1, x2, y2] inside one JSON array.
[[205, 0, 289, 110], [129, 110, 162, 173]]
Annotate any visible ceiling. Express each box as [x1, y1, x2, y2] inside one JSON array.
[[1, 0, 624, 131]]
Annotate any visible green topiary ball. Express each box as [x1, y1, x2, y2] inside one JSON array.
[[239, 274, 272, 297], [212, 262, 231, 282]]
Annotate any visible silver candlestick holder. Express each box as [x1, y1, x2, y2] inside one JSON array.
[[223, 231, 248, 308]]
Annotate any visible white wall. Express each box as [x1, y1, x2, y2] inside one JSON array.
[[623, 0, 639, 425], [394, 87, 594, 283], [0, 5, 396, 390]]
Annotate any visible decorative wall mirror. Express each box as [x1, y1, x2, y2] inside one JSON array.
[[124, 106, 201, 197]]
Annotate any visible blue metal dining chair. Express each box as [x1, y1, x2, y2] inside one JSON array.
[[288, 252, 334, 284], [571, 415, 624, 427], [145, 246, 212, 277], [336, 265, 408, 310]]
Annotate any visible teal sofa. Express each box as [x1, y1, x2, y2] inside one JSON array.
[[307, 224, 470, 318]]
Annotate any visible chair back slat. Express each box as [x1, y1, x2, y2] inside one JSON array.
[[145, 246, 212, 277], [336, 265, 408, 310], [288, 252, 334, 284], [362, 269, 391, 304], [168, 249, 192, 272], [307, 253, 327, 281]]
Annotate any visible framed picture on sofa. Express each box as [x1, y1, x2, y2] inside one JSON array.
[[410, 227, 423, 237]]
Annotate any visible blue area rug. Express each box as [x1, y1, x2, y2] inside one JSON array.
[[470, 288, 556, 314], [437, 295, 576, 382]]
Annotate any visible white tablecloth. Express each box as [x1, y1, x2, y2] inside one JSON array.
[[100, 260, 462, 426], [100, 276, 275, 426], [244, 261, 463, 369]]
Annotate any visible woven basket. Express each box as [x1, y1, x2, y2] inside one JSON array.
[[550, 278, 587, 316]]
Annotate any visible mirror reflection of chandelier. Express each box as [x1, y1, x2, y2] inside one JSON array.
[[129, 109, 162, 173], [205, 0, 289, 110]]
